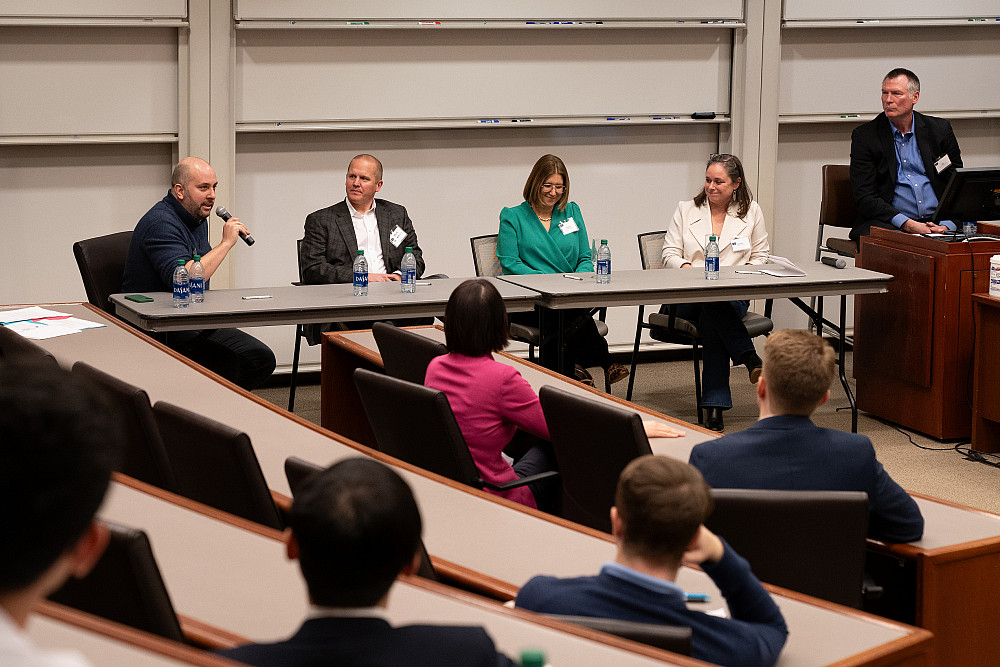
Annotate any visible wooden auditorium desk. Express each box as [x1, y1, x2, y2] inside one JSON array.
[[320, 325, 716, 458], [26, 303, 932, 667], [29, 603, 243, 667], [855, 227, 1000, 439], [109, 276, 538, 332], [101, 476, 706, 666]]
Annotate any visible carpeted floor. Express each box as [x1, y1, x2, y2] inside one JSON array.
[[254, 349, 999, 515]]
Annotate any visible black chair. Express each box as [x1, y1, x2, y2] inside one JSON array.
[[816, 164, 860, 260], [288, 238, 314, 412], [283, 455, 438, 581], [151, 401, 284, 530], [72, 230, 133, 315], [352, 368, 557, 495], [71, 362, 177, 491], [0, 325, 57, 365], [537, 385, 651, 533], [627, 231, 773, 424], [470, 234, 610, 376], [706, 488, 869, 608], [49, 521, 186, 643], [545, 614, 691, 655], [372, 322, 446, 385]]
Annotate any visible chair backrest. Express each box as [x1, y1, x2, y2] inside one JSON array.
[[72, 230, 134, 314], [0, 325, 58, 365], [372, 322, 447, 385], [283, 455, 438, 581], [636, 231, 667, 271], [706, 488, 869, 608], [820, 165, 858, 230], [49, 521, 185, 643], [545, 614, 692, 655], [352, 368, 482, 487], [538, 386, 652, 533], [71, 362, 177, 491], [151, 401, 284, 530], [470, 234, 502, 277]]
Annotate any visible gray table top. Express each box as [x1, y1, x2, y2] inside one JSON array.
[[110, 276, 538, 332], [496, 263, 892, 309]]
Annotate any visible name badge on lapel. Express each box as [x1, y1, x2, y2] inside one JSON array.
[[389, 225, 406, 248], [559, 218, 580, 235], [731, 237, 751, 252], [934, 154, 952, 174]]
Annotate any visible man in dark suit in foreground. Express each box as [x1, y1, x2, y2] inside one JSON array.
[[218, 458, 514, 667], [689, 329, 924, 543], [849, 67, 963, 243], [515, 455, 787, 667]]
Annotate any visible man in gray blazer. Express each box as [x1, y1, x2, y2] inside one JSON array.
[[299, 154, 431, 336]]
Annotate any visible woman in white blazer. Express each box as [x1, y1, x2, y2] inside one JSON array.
[[660, 154, 770, 432]]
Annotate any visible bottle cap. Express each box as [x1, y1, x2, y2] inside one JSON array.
[[193, 254, 201, 260], [601, 239, 608, 244], [520, 649, 546, 667], [709, 235, 718, 241], [405, 247, 412, 253], [357, 249, 364, 255], [177, 259, 185, 265]]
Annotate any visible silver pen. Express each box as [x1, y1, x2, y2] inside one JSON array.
[[562, 274, 584, 281]]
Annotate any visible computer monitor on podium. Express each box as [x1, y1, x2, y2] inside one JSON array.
[[933, 167, 1000, 224]]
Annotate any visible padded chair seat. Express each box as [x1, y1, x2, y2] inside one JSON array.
[[826, 237, 859, 258], [509, 322, 541, 346], [646, 311, 773, 343]]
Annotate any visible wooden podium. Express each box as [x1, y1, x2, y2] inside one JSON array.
[[972, 293, 1000, 453], [855, 226, 1000, 439]]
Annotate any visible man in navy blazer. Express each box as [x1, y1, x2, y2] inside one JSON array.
[[689, 329, 924, 543], [849, 68, 963, 243], [219, 458, 514, 667], [516, 455, 788, 667]]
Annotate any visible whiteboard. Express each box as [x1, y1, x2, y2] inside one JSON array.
[[237, 29, 731, 124], [779, 27, 1000, 115], [235, 0, 742, 22], [784, 0, 1000, 21], [0, 27, 178, 136], [0, 0, 185, 19]]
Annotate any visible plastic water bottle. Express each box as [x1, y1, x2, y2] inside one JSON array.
[[705, 235, 720, 281], [189, 254, 205, 303], [353, 249, 368, 296], [401, 246, 417, 293], [172, 259, 190, 308], [963, 221, 977, 236], [596, 239, 611, 284]]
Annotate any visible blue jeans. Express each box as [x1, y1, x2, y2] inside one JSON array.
[[666, 300, 753, 410], [162, 328, 276, 390]]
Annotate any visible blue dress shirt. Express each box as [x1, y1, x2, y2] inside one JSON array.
[[891, 122, 954, 230]]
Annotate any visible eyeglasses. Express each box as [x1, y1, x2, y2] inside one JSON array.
[[540, 184, 566, 193]]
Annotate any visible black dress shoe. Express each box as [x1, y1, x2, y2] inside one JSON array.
[[705, 407, 725, 432]]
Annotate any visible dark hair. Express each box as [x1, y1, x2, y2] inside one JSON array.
[[0, 360, 120, 593], [290, 458, 422, 607], [615, 456, 713, 568], [523, 154, 570, 212], [693, 153, 754, 219], [884, 68, 920, 94], [443, 279, 510, 357]]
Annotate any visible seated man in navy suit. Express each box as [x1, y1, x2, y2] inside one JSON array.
[[515, 455, 787, 667], [689, 329, 923, 543], [218, 457, 514, 667]]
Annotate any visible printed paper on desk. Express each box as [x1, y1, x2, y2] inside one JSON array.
[[759, 255, 806, 277]]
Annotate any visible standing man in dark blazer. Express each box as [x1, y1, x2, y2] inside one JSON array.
[[299, 153, 432, 334], [849, 68, 963, 243], [218, 458, 514, 667], [689, 329, 924, 543]]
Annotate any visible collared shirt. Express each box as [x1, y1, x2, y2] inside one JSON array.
[[891, 120, 954, 231], [600, 562, 686, 598], [0, 608, 92, 667], [306, 604, 391, 621], [345, 197, 387, 274]]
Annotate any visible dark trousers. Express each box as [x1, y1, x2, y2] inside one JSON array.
[[162, 329, 276, 391], [505, 430, 560, 514], [510, 307, 610, 377], [665, 300, 754, 410]]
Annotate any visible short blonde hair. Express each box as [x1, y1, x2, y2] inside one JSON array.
[[763, 329, 835, 415]]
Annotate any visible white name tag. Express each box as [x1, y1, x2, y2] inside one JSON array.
[[731, 236, 751, 251], [559, 217, 580, 235], [934, 154, 952, 174], [389, 225, 406, 248]]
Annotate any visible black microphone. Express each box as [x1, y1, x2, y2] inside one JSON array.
[[215, 206, 255, 246], [821, 256, 847, 269]]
